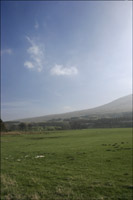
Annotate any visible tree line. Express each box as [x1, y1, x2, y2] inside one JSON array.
[[1, 115, 132, 132]]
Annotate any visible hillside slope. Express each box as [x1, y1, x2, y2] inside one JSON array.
[[16, 94, 132, 123]]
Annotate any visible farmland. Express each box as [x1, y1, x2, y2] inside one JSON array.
[[1, 128, 133, 200]]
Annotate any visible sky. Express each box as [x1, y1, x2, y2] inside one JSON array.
[[1, 1, 132, 121]]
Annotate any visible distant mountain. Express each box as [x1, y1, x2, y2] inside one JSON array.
[[12, 94, 132, 123]]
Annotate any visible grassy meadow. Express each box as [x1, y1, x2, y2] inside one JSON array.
[[1, 128, 133, 200]]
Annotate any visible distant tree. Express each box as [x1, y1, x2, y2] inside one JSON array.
[[0, 119, 7, 132], [27, 123, 33, 131], [9, 124, 18, 131], [18, 123, 27, 131]]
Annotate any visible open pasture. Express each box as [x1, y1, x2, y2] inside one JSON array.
[[1, 128, 132, 200]]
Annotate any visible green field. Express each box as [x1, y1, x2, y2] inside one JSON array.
[[1, 128, 133, 200]]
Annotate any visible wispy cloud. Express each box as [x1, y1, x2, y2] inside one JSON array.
[[34, 20, 39, 29], [24, 61, 34, 69], [50, 64, 78, 76], [24, 36, 45, 72], [1, 48, 13, 55]]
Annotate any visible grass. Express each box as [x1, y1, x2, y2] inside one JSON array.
[[1, 128, 133, 200]]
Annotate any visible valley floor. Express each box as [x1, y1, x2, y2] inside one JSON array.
[[1, 128, 133, 200]]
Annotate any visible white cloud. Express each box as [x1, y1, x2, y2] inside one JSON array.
[[25, 36, 44, 72], [1, 48, 13, 55], [24, 61, 34, 69], [28, 46, 40, 56], [50, 64, 78, 76]]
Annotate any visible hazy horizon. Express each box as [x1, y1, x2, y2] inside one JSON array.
[[1, 1, 132, 121], [3, 93, 132, 122]]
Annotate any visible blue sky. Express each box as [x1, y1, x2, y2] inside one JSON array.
[[1, 1, 132, 121]]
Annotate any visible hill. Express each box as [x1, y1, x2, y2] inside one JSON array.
[[13, 94, 132, 123]]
